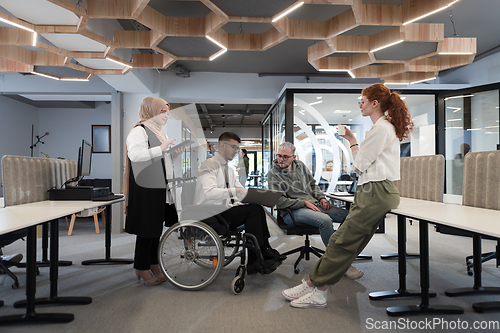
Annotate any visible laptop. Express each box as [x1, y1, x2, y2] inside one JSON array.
[[332, 180, 357, 196], [241, 188, 283, 207]]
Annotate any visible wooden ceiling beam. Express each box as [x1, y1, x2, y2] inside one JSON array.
[[0, 28, 33, 46], [369, 26, 402, 52], [331, 35, 369, 52], [325, 8, 359, 38], [200, 0, 229, 20], [77, 16, 89, 32], [113, 31, 152, 48], [352, 63, 405, 78], [402, 0, 459, 26], [262, 28, 287, 50], [440, 37, 477, 55], [403, 23, 443, 42], [87, 0, 145, 19], [0, 12, 35, 32], [348, 53, 372, 70], [205, 12, 228, 35], [228, 33, 262, 51], [35, 26, 78, 33], [69, 52, 105, 59], [208, 29, 228, 49], [359, 4, 402, 26], [65, 62, 94, 74], [0, 58, 31, 72], [308, 41, 334, 62], [132, 53, 167, 68], [0, 45, 65, 66]]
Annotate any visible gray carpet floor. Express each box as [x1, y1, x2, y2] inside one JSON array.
[[1, 213, 500, 333]]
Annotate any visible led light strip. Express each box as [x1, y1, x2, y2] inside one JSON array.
[[410, 76, 436, 84], [438, 52, 474, 55], [31, 71, 60, 80], [272, 2, 305, 22], [0, 17, 34, 32], [106, 57, 133, 68], [444, 94, 474, 101], [318, 69, 356, 78], [403, 0, 460, 25], [371, 40, 404, 53], [209, 48, 227, 61], [206, 36, 227, 50]]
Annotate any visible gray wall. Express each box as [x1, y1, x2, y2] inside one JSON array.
[[38, 102, 112, 180], [0, 96, 39, 197]]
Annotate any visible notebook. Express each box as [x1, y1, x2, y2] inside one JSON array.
[[332, 180, 357, 196], [241, 188, 283, 207]]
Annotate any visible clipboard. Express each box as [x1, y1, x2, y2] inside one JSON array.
[[164, 140, 194, 154]]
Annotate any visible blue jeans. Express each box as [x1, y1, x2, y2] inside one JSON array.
[[283, 203, 349, 246]]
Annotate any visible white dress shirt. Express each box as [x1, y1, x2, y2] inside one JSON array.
[[194, 153, 243, 207], [127, 126, 174, 203], [352, 115, 400, 185]]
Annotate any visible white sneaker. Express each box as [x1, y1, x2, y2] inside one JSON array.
[[290, 288, 327, 308], [282, 279, 314, 301], [345, 265, 364, 280]]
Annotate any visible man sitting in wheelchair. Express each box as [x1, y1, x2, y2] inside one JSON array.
[[192, 132, 285, 275]]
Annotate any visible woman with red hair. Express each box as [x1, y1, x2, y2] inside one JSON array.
[[282, 83, 413, 308]]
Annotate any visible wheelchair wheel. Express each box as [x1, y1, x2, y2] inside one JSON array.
[[231, 276, 245, 294], [158, 221, 224, 291]]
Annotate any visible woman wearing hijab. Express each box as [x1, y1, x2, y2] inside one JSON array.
[[123, 96, 182, 285]]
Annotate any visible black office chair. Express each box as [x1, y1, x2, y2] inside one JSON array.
[[276, 208, 325, 274], [0, 229, 28, 289]]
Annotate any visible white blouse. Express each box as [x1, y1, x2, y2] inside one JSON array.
[[352, 115, 400, 186], [127, 126, 174, 203]]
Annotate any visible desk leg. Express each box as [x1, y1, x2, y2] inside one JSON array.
[[14, 220, 92, 308], [381, 217, 419, 260], [0, 226, 73, 325], [386, 220, 463, 316], [370, 215, 432, 300], [82, 204, 133, 265], [445, 234, 500, 300], [36, 222, 72, 268]]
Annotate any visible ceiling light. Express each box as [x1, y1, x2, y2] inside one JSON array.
[[444, 94, 474, 101], [318, 69, 354, 79], [309, 100, 323, 106], [348, 119, 353, 122], [60, 77, 90, 82], [31, 71, 60, 80], [371, 40, 404, 53], [106, 57, 133, 68], [317, 96, 322, 99], [347, 70, 355, 78], [384, 82, 408, 85], [403, 0, 460, 25], [446, 106, 462, 112], [334, 110, 351, 114], [438, 52, 474, 55], [484, 125, 499, 129], [32, 32, 37, 47], [272, 2, 305, 22], [206, 36, 227, 50], [0, 17, 34, 32], [466, 128, 481, 131], [410, 76, 436, 84], [447, 119, 462, 121], [209, 48, 227, 61]]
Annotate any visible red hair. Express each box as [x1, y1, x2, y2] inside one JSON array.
[[361, 83, 414, 141]]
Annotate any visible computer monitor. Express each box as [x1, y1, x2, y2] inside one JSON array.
[[77, 139, 93, 179]]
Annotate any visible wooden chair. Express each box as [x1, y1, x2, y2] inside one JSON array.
[[66, 207, 106, 236]]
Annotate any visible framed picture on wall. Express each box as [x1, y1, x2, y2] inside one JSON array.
[[92, 125, 111, 153]]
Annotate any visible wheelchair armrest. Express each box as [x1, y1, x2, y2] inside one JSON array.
[[181, 204, 232, 239]]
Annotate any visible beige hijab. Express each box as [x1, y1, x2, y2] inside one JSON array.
[[123, 96, 169, 215]]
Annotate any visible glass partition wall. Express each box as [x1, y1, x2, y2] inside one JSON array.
[[444, 89, 500, 196], [263, 88, 437, 193]]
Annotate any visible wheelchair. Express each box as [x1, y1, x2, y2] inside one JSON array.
[[157, 181, 267, 294]]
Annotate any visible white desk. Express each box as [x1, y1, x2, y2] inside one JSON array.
[[379, 198, 500, 316], [0, 197, 125, 325]]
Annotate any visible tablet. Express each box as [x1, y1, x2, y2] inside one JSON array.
[[164, 140, 194, 154], [241, 188, 283, 207]]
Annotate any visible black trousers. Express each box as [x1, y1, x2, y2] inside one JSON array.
[[217, 204, 271, 247], [133, 236, 160, 270]]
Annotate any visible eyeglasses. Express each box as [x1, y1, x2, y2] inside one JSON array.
[[358, 100, 365, 108], [224, 143, 240, 151], [277, 154, 294, 160]]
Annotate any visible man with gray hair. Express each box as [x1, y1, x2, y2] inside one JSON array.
[[268, 142, 363, 280]]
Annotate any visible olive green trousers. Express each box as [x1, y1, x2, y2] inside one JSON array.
[[309, 180, 400, 286]]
